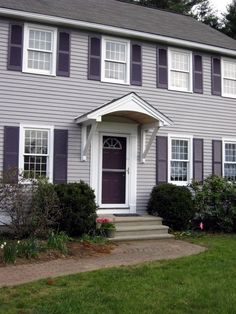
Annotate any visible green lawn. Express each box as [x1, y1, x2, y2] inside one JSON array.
[[1, 235, 236, 314]]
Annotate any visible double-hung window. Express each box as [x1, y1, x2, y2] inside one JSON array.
[[19, 126, 53, 182], [223, 140, 236, 180], [169, 135, 192, 185], [102, 37, 130, 84], [169, 49, 192, 92], [222, 58, 236, 98], [23, 24, 57, 75]]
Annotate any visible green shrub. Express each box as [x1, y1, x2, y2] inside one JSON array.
[[1, 241, 17, 264], [32, 179, 61, 237], [55, 181, 97, 237], [147, 183, 194, 230], [17, 238, 42, 259], [191, 175, 236, 233], [47, 231, 70, 254]]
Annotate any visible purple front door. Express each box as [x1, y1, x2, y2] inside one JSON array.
[[102, 136, 127, 204]]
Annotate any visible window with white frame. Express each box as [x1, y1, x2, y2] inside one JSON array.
[[169, 49, 192, 92], [23, 24, 57, 75], [222, 59, 236, 98], [223, 141, 236, 180], [102, 37, 130, 84], [169, 136, 192, 184], [20, 127, 53, 181]]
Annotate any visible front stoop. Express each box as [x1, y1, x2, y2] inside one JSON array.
[[99, 215, 174, 241]]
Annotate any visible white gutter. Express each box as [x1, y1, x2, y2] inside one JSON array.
[[1, 7, 236, 57]]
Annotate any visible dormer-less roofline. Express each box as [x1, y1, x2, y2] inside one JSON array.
[[0, 7, 236, 58]]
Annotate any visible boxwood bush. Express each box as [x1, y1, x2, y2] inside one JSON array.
[[147, 183, 194, 230], [55, 181, 97, 236]]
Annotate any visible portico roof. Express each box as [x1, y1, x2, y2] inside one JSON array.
[[75, 92, 173, 127]]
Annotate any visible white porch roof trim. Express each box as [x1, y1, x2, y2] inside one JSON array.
[[75, 92, 173, 162]]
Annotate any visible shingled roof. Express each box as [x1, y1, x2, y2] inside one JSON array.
[[0, 0, 235, 51]]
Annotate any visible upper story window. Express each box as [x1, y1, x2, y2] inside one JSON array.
[[23, 24, 57, 76], [168, 135, 192, 185], [168, 49, 193, 92], [223, 140, 236, 181], [101, 37, 130, 84], [222, 58, 236, 98], [19, 125, 53, 182]]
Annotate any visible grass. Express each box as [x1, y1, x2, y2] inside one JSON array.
[[0, 235, 236, 314]]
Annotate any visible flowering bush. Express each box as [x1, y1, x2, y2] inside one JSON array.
[[190, 175, 236, 232]]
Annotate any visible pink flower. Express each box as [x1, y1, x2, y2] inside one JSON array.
[[96, 217, 112, 224], [199, 222, 204, 230]]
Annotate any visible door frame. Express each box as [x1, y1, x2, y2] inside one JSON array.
[[90, 122, 138, 214], [99, 133, 129, 208]]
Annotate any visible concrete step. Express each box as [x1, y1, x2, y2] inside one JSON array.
[[115, 225, 169, 237], [114, 216, 163, 227], [109, 233, 174, 242]]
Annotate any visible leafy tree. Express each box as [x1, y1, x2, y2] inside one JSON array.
[[194, 0, 221, 30], [125, 0, 208, 14], [223, 0, 236, 39]]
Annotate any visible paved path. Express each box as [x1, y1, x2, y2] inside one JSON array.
[[0, 239, 205, 287]]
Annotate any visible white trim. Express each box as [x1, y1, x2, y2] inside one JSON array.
[[221, 57, 236, 99], [222, 138, 236, 178], [23, 23, 57, 76], [168, 133, 193, 186], [19, 124, 54, 183], [90, 122, 137, 213], [101, 36, 130, 85], [168, 48, 193, 93], [99, 132, 129, 208], [75, 92, 173, 127], [1, 8, 236, 57]]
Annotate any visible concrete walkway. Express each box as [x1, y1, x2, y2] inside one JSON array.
[[0, 239, 205, 287]]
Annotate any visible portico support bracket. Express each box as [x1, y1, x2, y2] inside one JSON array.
[[140, 122, 160, 163], [81, 122, 98, 161]]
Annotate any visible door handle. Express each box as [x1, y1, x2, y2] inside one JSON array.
[[126, 168, 129, 175]]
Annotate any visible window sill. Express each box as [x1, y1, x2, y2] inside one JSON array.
[[168, 181, 190, 186], [22, 69, 56, 77], [221, 93, 236, 99], [101, 78, 130, 86], [168, 87, 193, 94]]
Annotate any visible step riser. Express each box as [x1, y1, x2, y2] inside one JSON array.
[[110, 234, 174, 241], [115, 229, 169, 237], [114, 220, 163, 227]]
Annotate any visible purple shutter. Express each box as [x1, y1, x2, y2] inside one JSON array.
[[212, 57, 221, 96], [57, 30, 71, 77], [8, 22, 23, 71], [3, 126, 19, 183], [53, 129, 68, 183], [212, 140, 222, 176], [157, 46, 168, 89], [88, 35, 101, 80], [193, 54, 203, 94], [193, 138, 204, 182], [156, 136, 168, 184], [131, 42, 142, 86]]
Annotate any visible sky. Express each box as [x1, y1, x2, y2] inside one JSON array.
[[211, 0, 232, 14]]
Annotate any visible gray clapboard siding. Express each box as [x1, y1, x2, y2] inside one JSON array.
[[0, 18, 236, 212]]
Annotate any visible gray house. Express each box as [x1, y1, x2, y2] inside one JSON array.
[[0, 0, 236, 225]]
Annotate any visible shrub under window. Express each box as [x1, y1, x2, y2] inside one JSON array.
[[55, 181, 97, 236], [147, 183, 194, 230]]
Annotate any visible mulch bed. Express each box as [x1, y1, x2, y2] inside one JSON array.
[[0, 241, 116, 267]]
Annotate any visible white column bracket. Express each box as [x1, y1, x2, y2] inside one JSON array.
[[140, 122, 160, 163], [81, 122, 98, 161]]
